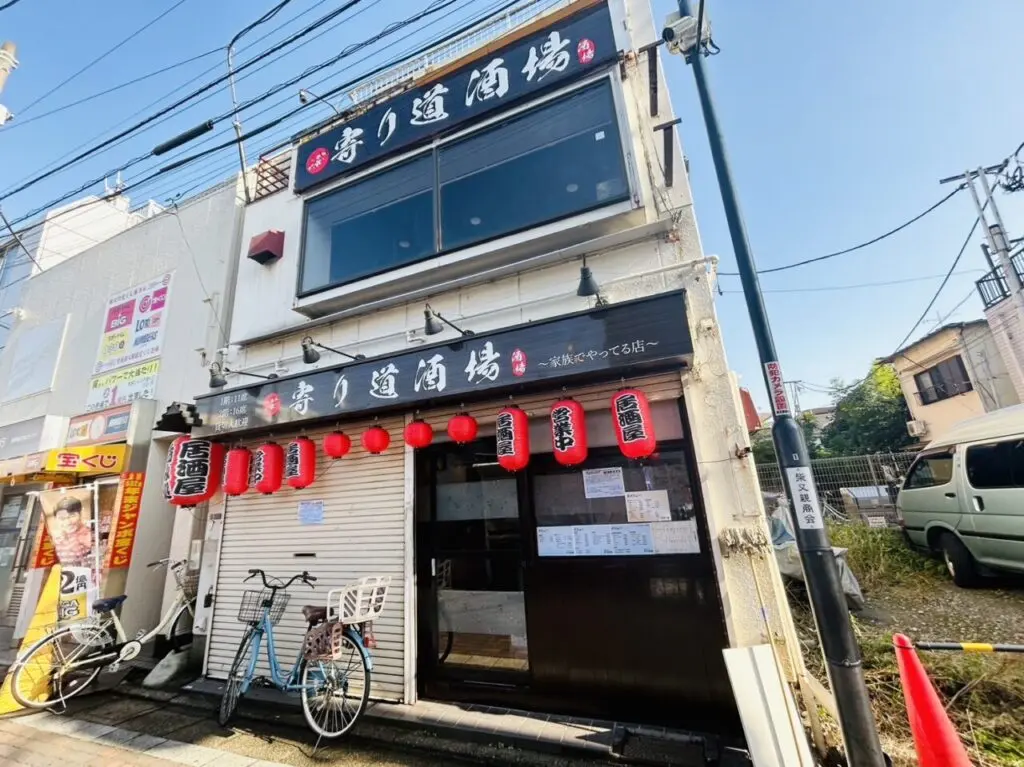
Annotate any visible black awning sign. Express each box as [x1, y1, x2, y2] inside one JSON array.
[[294, 2, 618, 192], [195, 291, 693, 436]]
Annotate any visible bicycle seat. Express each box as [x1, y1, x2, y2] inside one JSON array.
[[302, 605, 327, 624], [92, 595, 127, 613]]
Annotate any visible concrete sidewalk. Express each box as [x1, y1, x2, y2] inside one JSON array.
[[0, 715, 290, 766]]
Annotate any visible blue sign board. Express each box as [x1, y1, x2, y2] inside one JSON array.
[[294, 2, 618, 193]]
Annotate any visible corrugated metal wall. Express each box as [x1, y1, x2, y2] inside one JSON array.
[[205, 415, 408, 701]]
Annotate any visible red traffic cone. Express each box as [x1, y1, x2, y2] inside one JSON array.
[[893, 634, 973, 766]]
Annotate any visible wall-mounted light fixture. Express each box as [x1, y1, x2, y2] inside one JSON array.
[[208, 362, 279, 389], [423, 304, 473, 337], [300, 336, 366, 365]]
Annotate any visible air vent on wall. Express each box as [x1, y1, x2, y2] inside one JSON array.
[[248, 230, 284, 266]]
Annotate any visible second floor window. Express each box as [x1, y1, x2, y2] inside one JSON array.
[[913, 355, 972, 405], [300, 80, 630, 296]]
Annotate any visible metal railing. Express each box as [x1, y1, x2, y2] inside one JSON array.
[[975, 250, 1024, 309]]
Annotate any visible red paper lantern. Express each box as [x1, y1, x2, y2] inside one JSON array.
[[550, 399, 588, 467], [612, 388, 657, 460], [362, 426, 390, 454], [163, 437, 225, 507], [447, 413, 478, 444], [323, 431, 351, 459], [223, 447, 252, 497], [404, 420, 434, 450], [251, 442, 284, 495], [496, 406, 530, 472], [286, 437, 317, 489]]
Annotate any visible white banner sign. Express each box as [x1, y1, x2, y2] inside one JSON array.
[[85, 360, 160, 412], [91, 272, 173, 376]]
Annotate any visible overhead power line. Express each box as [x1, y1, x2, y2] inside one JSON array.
[[0, 0, 372, 203], [17, 0, 198, 115], [719, 186, 964, 276], [0, 0, 25, 11]]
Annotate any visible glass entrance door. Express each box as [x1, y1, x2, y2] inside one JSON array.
[[417, 439, 529, 690]]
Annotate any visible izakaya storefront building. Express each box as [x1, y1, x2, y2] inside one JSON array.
[[184, 0, 806, 736]]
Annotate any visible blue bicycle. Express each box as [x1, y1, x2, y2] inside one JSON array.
[[217, 568, 388, 739]]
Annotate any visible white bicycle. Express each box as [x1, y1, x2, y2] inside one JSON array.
[[9, 558, 198, 709]]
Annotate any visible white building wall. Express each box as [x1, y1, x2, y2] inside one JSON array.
[[984, 298, 1024, 401], [960, 323, 1020, 411]]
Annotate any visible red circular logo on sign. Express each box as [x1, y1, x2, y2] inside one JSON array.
[[511, 349, 527, 377], [577, 39, 596, 64], [263, 393, 281, 418], [139, 295, 152, 312], [305, 147, 330, 175]]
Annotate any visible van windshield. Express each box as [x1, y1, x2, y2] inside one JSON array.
[[903, 451, 953, 489]]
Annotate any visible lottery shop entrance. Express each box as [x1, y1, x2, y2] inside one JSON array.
[[414, 381, 738, 731]]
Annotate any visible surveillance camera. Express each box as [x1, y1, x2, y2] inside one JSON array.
[[662, 11, 700, 56]]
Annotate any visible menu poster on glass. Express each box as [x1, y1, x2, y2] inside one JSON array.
[[624, 490, 672, 522], [537, 523, 656, 557], [582, 467, 625, 499]]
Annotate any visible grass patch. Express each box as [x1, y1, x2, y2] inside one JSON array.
[[793, 522, 1024, 766], [827, 522, 944, 591]]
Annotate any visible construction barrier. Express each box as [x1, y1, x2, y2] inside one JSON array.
[[892, 633, 972, 767], [914, 641, 1024, 654]]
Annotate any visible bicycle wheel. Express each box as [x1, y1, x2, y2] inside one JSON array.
[[10, 623, 116, 709], [218, 627, 255, 726], [168, 598, 197, 652], [299, 629, 371, 739]]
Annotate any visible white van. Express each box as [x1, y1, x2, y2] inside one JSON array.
[[897, 405, 1024, 587]]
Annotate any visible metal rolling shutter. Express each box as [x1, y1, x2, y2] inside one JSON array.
[[206, 415, 408, 701], [4, 584, 23, 627]]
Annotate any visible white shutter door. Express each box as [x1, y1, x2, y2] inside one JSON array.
[[206, 416, 408, 701]]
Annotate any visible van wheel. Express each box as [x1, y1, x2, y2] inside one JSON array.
[[938, 533, 981, 588]]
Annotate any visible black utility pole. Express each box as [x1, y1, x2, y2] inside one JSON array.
[[669, 2, 885, 764]]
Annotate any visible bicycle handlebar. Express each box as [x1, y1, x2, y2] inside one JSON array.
[[244, 568, 316, 590], [147, 558, 185, 569]]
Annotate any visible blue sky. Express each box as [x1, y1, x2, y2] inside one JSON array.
[[1, 0, 1023, 410]]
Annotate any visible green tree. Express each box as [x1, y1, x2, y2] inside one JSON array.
[[819, 363, 915, 456], [750, 411, 824, 463]]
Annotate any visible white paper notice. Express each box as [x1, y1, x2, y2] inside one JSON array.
[[582, 467, 625, 499], [785, 467, 824, 530], [537, 526, 576, 557], [651, 520, 700, 554], [625, 490, 672, 522]]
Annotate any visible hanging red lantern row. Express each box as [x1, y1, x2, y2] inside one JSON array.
[[163, 437, 225, 507], [251, 442, 284, 495], [323, 431, 351, 459], [286, 437, 317, 489], [448, 413, 478, 444], [362, 425, 390, 454], [223, 447, 252, 496], [496, 406, 530, 472], [404, 419, 434, 450], [612, 388, 657, 459], [550, 399, 588, 467]]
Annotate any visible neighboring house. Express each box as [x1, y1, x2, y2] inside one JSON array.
[[163, 0, 806, 742], [739, 387, 761, 432], [0, 192, 159, 351], [973, 243, 1024, 401], [883, 319, 1019, 444], [0, 179, 244, 647]]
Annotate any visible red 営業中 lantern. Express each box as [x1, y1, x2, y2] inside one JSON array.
[[323, 431, 351, 459], [286, 437, 316, 489], [496, 406, 529, 472], [550, 399, 587, 467], [447, 413, 478, 444], [404, 420, 433, 450], [164, 437, 225, 507], [362, 426, 390, 454], [251, 442, 284, 495], [223, 446, 252, 496], [611, 388, 657, 460]]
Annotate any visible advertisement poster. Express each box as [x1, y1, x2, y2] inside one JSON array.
[[37, 487, 96, 567], [85, 361, 160, 412], [91, 272, 173, 376], [107, 473, 144, 569], [58, 565, 94, 622]]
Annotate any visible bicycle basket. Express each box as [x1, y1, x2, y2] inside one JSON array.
[[237, 589, 290, 626], [175, 569, 200, 602], [336, 576, 390, 626], [303, 620, 346, 661]]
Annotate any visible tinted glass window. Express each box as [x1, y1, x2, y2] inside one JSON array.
[[301, 154, 436, 292], [966, 440, 1024, 489], [439, 82, 629, 250], [904, 452, 953, 489]]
